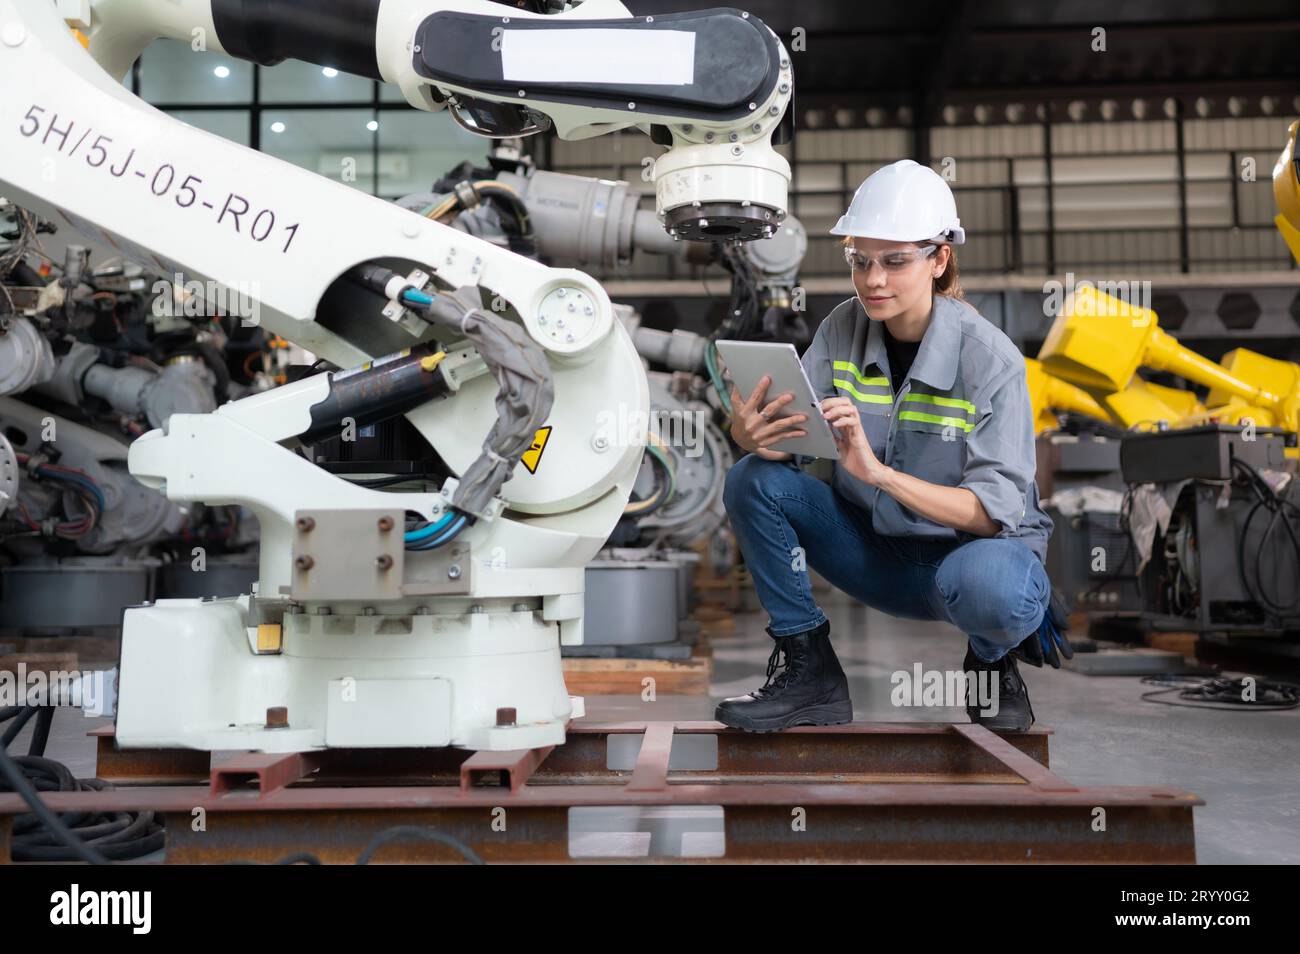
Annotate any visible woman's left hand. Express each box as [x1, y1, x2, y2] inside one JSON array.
[[821, 397, 889, 486]]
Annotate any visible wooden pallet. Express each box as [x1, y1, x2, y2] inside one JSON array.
[[563, 641, 712, 695], [1143, 631, 1200, 660]]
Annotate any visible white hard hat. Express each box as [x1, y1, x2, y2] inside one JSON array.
[[830, 159, 966, 245]]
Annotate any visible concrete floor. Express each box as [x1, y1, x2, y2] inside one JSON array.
[[8, 585, 1299, 863]]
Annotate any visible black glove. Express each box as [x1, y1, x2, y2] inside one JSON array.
[[1012, 587, 1075, 669]]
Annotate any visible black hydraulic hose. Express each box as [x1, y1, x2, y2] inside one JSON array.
[[190, 340, 232, 403], [1, 706, 36, 748], [1232, 457, 1300, 619], [210, 0, 383, 79], [1, 747, 167, 862], [300, 342, 453, 445], [0, 744, 108, 864], [28, 706, 54, 758]]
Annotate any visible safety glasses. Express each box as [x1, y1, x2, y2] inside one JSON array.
[[843, 244, 939, 273]]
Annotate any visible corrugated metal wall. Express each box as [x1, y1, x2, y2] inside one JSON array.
[[546, 117, 1296, 281]]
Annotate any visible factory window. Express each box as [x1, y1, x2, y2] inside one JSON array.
[[260, 60, 374, 104], [136, 39, 251, 104], [259, 110, 376, 194], [369, 111, 488, 201]]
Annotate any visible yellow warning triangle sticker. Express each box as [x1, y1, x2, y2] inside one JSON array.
[[521, 425, 552, 474]]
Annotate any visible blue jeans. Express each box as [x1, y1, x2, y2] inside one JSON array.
[[722, 454, 1050, 662]]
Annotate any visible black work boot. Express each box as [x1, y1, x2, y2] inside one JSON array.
[[714, 619, 853, 732], [963, 642, 1035, 732]]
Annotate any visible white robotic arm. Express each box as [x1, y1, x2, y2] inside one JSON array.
[[0, 0, 793, 752], [5, 0, 792, 419]]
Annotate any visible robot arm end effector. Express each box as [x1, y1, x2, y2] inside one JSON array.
[[403, 5, 794, 243]]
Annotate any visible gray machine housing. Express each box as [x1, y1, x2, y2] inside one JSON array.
[[1122, 427, 1298, 633]]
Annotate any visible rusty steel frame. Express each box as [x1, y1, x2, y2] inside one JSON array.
[[0, 721, 1201, 864]]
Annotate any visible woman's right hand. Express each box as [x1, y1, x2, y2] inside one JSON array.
[[729, 376, 808, 461]]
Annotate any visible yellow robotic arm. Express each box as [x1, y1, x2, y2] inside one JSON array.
[[1024, 357, 1110, 433], [1039, 285, 1299, 433], [1274, 119, 1300, 266]]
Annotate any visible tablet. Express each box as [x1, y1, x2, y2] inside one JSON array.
[[715, 340, 841, 460]]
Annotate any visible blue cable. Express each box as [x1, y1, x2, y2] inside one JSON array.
[[42, 468, 107, 513], [416, 514, 467, 553], [407, 515, 466, 551], [406, 512, 454, 540], [401, 288, 434, 306], [404, 511, 456, 544]]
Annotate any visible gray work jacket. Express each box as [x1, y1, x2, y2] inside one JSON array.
[[797, 295, 1053, 562]]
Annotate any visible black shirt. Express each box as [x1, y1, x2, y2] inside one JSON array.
[[881, 322, 921, 396]]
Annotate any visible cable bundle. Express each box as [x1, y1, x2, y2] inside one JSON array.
[[624, 433, 677, 518], [0, 207, 42, 313], [405, 511, 468, 551], [1231, 458, 1300, 620], [716, 244, 764, 341], [12, 453, 105, 540], [702, 340, 734, 418], [1140, 674, 1300, 711], [0, 707, 165, 863]]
